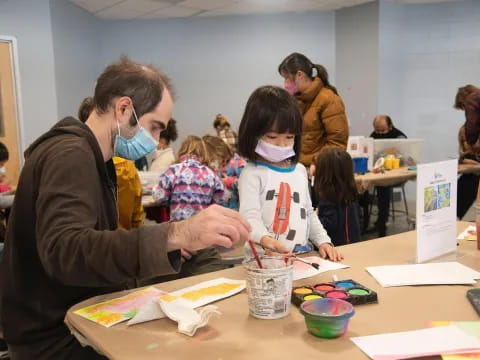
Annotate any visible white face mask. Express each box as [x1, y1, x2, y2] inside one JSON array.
[[0, 167, 6, 176], [255, 139, 296, 163]]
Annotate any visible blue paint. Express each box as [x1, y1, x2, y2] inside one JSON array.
[[336, 281, 355, 289]]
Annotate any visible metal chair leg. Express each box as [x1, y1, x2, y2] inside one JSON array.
[[402, 184, 409, 219], [391, 187, 395, 222]]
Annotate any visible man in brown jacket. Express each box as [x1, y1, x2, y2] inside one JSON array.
[[0, 57, 250, 359]]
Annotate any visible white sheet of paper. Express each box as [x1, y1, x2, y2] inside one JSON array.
[[351, 325, 480, 360], [292, 256, 349, 281], [366, 262, 479, 287], [416, 160, 458, 263], [458, 225, 477, 241]]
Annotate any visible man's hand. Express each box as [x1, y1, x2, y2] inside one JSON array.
[[167, 205, 251, 252], [260, 236, 290, 256], [319, 243, 344, 262], [181, 249, 196, 260]]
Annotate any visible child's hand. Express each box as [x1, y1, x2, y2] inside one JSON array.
[[319, 243, 344, 262], [260, 236, 290, 256]]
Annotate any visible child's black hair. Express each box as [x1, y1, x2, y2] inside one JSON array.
[[238, 85, 302, 162], [0, 142, 9, 163]]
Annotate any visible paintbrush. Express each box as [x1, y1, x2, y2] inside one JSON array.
[[248, 239, 263, 269], [292, 256, 320, 270], [260, 246, 320, 270]]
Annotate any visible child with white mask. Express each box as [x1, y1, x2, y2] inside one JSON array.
[[237, 86, 343, 261]]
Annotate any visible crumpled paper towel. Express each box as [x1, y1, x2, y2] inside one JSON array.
[[158, 300, 221, 336]]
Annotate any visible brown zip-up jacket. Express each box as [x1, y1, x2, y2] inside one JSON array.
[[296, 77, 349, 167], [0, 118, 180, 359]]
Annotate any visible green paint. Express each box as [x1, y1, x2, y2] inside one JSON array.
[[348, 288, 369, 296]]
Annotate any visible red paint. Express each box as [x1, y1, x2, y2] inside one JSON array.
[[314, 284, 335, 291], [326, 291, 348, 299]]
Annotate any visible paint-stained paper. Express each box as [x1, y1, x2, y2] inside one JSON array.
[[293, 256, 349, 281], [429, 321, 480, 360], [75, 278, 245, 328]]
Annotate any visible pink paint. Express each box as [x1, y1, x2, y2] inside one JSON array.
[[314, 284, 335, 291], [325, 290, 348, 299]]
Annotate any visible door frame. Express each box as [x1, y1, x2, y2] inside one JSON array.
[[0, 35, 25, 165]]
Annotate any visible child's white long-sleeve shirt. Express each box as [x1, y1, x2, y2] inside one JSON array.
[[239, 161, 331, 252]]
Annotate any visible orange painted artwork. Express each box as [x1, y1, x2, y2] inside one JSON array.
[[159, 278, 246, 309]]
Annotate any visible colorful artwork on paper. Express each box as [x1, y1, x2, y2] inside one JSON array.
[[429, 321, 480, 359], [74, 287, 166, 327], [75, 278, 245, 327]]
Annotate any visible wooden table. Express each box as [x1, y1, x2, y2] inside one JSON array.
[[355, 168, 417, 193], [65, 222, 480, 360], [355, 164, 480, 194]]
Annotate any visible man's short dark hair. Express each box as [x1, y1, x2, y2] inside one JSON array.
[[0, 142, 9, 162], [93, 56, 175, 126], [385, 115, 393, 127], [373, 115, 393, 127]]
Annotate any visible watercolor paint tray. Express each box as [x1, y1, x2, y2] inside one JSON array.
[[292, 280, 378, 307]]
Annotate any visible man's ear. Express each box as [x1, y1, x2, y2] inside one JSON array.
[[113, 96, 134, 125]]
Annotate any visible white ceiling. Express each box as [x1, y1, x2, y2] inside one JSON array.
[[69, 0, 464, 20]]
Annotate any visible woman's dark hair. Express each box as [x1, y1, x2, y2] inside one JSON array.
[[278, 52, 338, 95], [314, 148, 357, 205], [160, 118, 178, 144], [454, 84, 478, 110], [78, 97, 94, 123], [94, 56, 175, 126], [0, 142, 9, 162], [238, 85, 302, 163]]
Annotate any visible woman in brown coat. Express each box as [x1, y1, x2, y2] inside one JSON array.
[[278, 53, 349, 175]]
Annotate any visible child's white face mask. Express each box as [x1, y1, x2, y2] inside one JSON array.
[[255, 139, 295, 163]]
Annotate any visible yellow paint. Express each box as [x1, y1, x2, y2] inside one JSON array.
[[392, 158, 400, 169], [181, 283, 242, 302], [384, 158, 393, 169], [159, 294, 179, 302], [304, 295, 322, 300], [294, 287, 313, 295]]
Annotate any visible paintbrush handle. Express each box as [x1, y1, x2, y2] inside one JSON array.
[[248, 239, 263, 269]]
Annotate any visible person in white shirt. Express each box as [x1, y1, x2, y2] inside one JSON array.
[[237, 85, 343, 261]]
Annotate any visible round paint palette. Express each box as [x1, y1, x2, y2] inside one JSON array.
[[292, 280, 378, 307]]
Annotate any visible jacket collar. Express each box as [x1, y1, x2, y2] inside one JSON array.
[[296, 77, 323, 103]]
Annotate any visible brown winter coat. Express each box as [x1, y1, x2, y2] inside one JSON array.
[[296, 77, 349, 166]]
